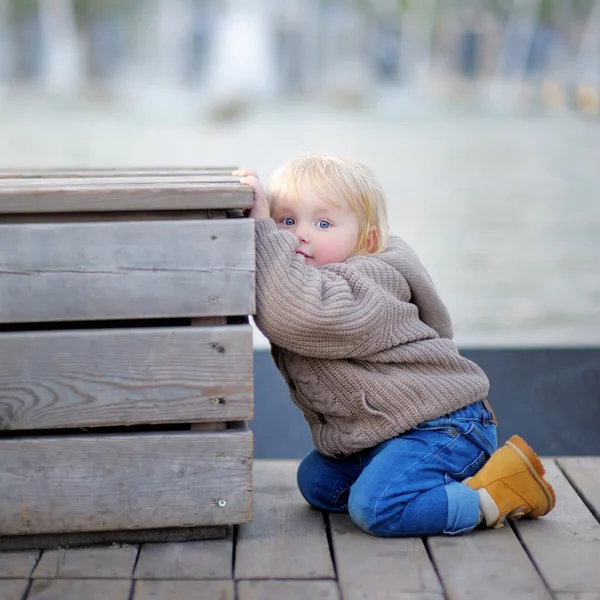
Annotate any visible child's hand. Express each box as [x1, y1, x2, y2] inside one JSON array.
[[233, 169, 271, 220]]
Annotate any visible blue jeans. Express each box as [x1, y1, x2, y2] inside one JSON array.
[[297, 400, 497, 536]]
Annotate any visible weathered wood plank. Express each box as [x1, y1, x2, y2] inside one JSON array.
[[555, 595, 600, 600], [0, 551, 39, 577], [0, 526, 227, 552], [0, 430, 253, 536], [0, 580, 30, 600], [0, 167, 237, 179], [32, 546, 138, 579], [513, 460, 600, 594], [1, 210, 217, 223], [558, 457, 600, 519], [134, 539, 233, 580], [0, 219, 255, 323], [133, 580, 234, 600], [237, 580, 340, 600], [27, 579, 132, 600], [428, 526, 552, 600], [0, 175, 242, 188], [0, 180, 252, 214], [234, 460, 334, 580], [330, 514, 442, 600], [0, 325, 253, 430]]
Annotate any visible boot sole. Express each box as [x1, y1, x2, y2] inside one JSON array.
[[506, 435, 556, 516]]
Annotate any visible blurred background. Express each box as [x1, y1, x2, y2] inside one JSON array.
[[1, 0, 599, 454], [1, 0, 599, 347]]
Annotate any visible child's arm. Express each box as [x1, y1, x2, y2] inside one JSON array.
[[253, 218, 402, 360], [236, 169, 436, 360]]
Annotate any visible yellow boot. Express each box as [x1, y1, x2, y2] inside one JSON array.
[[466, 435, 556, 529]]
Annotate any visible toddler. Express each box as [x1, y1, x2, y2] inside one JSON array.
[[236, 156, 555, 536]]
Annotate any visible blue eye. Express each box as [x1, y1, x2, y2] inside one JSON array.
[[316, 220, 331, 229], [283, 217, 295, 226]]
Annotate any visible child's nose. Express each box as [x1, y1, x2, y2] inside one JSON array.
[[294, 224, 310, 243]]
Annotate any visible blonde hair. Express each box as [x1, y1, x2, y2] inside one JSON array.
[[265, 155, 390, 255]]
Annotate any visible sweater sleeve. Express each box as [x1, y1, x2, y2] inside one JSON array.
[[253, 219, 390, 359]]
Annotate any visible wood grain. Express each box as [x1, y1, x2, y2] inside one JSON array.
[[0, 175, 242, 188], [558, 457, 600, 518], [0, 167, 237, 179], [0, 580, 31, 600], [237, 580, 340, 600], [0, 551, 39, 577], [513, 460, 600, 594], [27, 579, 132, 600], [0, 219, 255, 322], [0, 430, 253, 535], [133, 580, 234, 600], [0, 325, 253, 430], [0, 180, 252, 213], [0, 526, 227, 552], [33, 546, 138, 579], [330, 514, 443, 600], [134, 539, 233, 580], [428, 526, 552, 599], [235, 460, 334, 580]]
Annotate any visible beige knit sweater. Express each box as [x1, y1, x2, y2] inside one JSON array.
[[254, 219, 490, 457]]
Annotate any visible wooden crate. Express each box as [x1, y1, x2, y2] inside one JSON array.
[[0, 169, 255, 548]]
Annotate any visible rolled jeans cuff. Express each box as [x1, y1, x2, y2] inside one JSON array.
[[443, 481, 481, 535]]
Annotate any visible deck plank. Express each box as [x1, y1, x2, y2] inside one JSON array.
[[237, 580, 340, 600], [557, 457, 600, 519], [27, 579, 132, 600], [330, 514, 442, 600], [0, 580, 30, 600], [132, 580, 234, 600], [0, 551, 39, 577], [32, 546, 138, 579], [513, 460, 600, 595], [234, 460, 335, 580], [134, 539, 232, 580], [428, 525, 552, 599]]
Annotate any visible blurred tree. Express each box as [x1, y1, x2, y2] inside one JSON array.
[[8, 0, 38, 16], [72, 0, 120, 18]]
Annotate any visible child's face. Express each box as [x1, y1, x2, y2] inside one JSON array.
[[271, 183, 361, 267]]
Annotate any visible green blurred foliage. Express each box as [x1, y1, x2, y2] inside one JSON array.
[[357, 0, 598, 23], [7, 0, 599, 25]]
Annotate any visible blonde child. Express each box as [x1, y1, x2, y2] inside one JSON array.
[[236, 156, 555, 536]]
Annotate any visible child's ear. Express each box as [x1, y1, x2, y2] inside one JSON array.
[[365, 227, 379, 254]]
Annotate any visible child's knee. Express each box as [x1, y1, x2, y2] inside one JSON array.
[[348, 483, 406, 537]]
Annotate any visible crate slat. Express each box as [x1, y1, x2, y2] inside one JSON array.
[[0, 219, 255, 323], [0, 167, 237, 179], [0, 180, 251, 213], [0, 325, 252, 431], [0, 175, 242, 188], [0, 430, 253, 535]]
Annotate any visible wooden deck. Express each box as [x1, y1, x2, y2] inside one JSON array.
[[1, 458, 599, 600]]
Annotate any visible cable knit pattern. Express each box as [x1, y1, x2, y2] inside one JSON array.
[[254, 219, 490, 457]]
